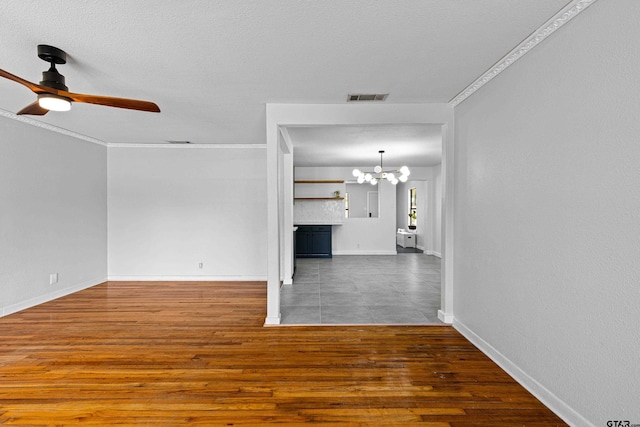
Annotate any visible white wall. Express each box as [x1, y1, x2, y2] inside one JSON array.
[[295, 167, 396, 255], [453, 1, 640, 425], [0, 116, 107, 316], [108, 146, 267, 280]]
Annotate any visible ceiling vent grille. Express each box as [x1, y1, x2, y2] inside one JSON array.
[[347, 93, 388, 102], [168, 140, 191, 144]]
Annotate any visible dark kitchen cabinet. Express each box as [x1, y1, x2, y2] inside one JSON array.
[[295, 225, 332, 258]]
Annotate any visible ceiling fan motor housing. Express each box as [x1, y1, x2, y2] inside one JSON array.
[[40, 67, 68, 91], [37, 44, 68, 91]]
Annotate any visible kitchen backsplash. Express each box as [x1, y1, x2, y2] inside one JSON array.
[[294, 200, 344, 224]]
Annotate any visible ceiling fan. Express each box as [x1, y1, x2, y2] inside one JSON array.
[[0, 44, 160, 116]]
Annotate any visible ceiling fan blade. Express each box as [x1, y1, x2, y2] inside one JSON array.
[[1, 66, 159, 113], [0, 68, 52, 94], [64, 91, 160, 113], [16, 101, 49, 116]]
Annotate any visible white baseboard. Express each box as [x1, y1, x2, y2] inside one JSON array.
[[437, 310, 454, 323], [416, 245, 441, 258], [332, 250, 398, 256], [453, 319, 594, 427], [283, 278, 293, 286], [1, 276, 106, 317], [107, 275, 267, 281], [264, 315, 281, 325]]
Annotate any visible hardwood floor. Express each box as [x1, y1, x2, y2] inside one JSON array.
[[0, 281, 566, 426]]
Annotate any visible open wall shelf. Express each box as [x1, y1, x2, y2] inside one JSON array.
[[294, 180, 345, 201]]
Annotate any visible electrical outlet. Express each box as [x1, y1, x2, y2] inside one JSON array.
[[198, 262, 203, 269], [49, 273, 58, 285]]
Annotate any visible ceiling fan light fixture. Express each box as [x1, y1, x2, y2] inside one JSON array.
[[38, 94, 71, 111]]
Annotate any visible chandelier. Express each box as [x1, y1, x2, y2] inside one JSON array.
[[352, 150, 410, 185]]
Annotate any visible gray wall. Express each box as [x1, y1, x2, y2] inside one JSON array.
[[453, 1, 640, 424], [107, 146, 267, 279], [0, 117, 107, 315]]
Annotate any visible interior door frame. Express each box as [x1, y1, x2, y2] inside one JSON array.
[[265, 103, 455, 325]]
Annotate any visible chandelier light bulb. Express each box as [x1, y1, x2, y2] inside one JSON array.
[[354, 151, 409, 186]]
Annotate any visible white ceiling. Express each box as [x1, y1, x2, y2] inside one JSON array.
[[287, 124, 442, 167], [0, 0, 570, 166]]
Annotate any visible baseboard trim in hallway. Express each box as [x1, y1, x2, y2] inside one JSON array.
[[454, 319, 592, 427], [438, 309, 454, 323], [1, 276, 106, 317]]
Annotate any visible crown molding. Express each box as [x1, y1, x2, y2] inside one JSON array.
[[0, 108, 107, 146], [449, 0, 599, 107], [0, 109, 265, 149]]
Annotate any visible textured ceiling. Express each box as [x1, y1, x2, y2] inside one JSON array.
[[288, 125, 442, 167], [0, 0, 570, 165]]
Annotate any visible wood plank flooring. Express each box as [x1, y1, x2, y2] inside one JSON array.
[[0, 281, 567, 426]]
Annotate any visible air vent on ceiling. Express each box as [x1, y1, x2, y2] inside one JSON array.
[[168, 140, 191, 144], [347, 93, 388, 102]]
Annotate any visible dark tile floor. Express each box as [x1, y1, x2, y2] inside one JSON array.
[[281, 249, 442, 325]]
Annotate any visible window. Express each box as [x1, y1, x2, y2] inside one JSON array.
[[408, 187, 417, 228]]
